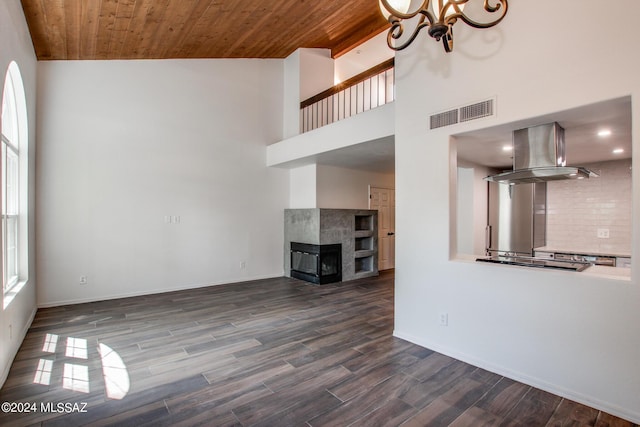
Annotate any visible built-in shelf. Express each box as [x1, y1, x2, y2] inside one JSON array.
[[354, 214, 376, 277], [355, 256, 375, 275], [355, 236, 374, 252], [354, 230, 374, 238], [355, 249, 375, 258], [355, 215, 374, 232]]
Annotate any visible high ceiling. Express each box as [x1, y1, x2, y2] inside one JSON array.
[[19, 0, 389, 60]]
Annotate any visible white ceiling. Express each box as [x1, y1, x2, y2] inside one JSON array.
[[314, 136, 396, 174]]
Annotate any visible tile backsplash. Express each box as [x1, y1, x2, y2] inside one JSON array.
[[546, 158, 632, 255]]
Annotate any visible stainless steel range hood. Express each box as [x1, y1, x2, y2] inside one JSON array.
[[485, 122, 599, 184]]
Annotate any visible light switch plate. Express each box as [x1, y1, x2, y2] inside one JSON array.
[[439, 313, 448, 326]]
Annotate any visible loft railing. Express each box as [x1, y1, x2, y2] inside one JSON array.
[[300, 58, 395, 133]]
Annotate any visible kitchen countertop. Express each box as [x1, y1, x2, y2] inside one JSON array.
[[535, 246, 631, 258], [457, 254, 631, 281]]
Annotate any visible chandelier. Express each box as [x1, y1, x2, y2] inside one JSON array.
[[379, 0, 508, 52]]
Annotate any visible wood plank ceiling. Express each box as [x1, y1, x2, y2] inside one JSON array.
[[20, 0, 390, 60]]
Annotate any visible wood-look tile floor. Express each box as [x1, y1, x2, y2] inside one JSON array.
[[0, 271, 636, 426]]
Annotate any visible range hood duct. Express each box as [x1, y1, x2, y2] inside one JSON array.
[[485, 122, 599, 185]]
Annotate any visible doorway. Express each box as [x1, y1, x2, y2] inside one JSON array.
[[369, 186, 395, 270]]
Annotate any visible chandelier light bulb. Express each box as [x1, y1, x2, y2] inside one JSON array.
[[379, 0, 412, 20], [431, 0, 465, 19]]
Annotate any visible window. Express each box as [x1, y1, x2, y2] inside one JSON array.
[[1, 62, 27, 296]]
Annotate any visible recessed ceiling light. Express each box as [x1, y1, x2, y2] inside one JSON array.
[[598, 129, 612, 137], [613, 148, 624, 154], [502, 145, 512, 151]]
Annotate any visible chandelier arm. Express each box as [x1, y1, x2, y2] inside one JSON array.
[[387, 17, 432, 51], [456, 0, 508, 29], [483, 0, 502, 13], [443, 31, 453, 52]]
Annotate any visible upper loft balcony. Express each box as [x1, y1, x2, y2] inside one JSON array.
[[267, 58, 395, 170], [300, 59, 394, 133]]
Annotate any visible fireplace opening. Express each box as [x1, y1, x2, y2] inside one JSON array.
[[290, 242, 342, 285]]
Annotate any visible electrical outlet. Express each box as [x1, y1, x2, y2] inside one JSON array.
[[240, 261, 247, 270], [80, 276, 88, 285], [597, 228, 610, 239], [439, 313, 448, 327]]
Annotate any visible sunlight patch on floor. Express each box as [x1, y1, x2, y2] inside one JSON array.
[[98, 343, 130, 400]]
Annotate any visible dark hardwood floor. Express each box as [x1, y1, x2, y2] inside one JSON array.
[[0, 271, 636, 426]]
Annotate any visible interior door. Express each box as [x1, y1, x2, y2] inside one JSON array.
[[369, 187, 395, 270]]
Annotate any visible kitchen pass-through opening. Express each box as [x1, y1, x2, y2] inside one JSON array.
[[453, 97, 632, 277]]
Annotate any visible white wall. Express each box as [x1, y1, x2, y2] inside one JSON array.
[[298, 49, 334, 101], [289, 164, 317, 208], [456, 167, 474, 255], [394, 0, 640, 422], [36, 59, 289, 306], [283, 49, 334, 139], [289, 164, 394, 210], [334, 31, 393, 84], [456, 161, 492, 256], [283, 51, 302, 139], [317, 164, 394, 209], [0, 0, 37, 387]]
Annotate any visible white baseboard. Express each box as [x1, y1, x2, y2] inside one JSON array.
[[37, 273, 285, 308], [392, 329, 640, 424], [0, 306, 37, 388]]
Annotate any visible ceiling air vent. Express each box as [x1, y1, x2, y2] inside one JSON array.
[[430, 98, 496, 129]]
